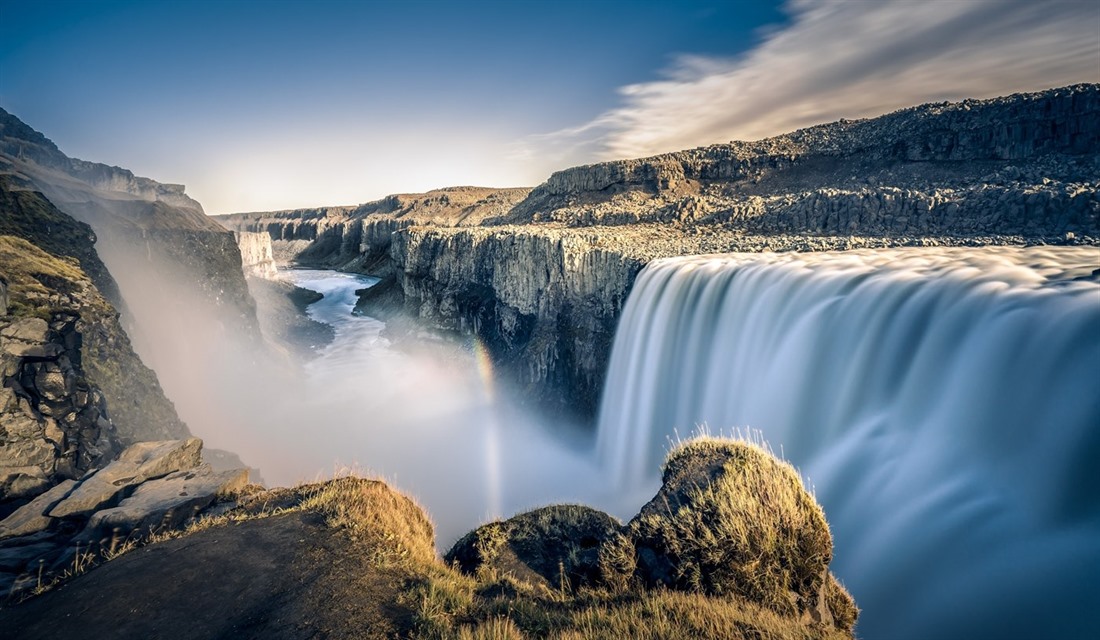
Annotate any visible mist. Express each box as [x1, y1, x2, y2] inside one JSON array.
[[97, 239, 624, 545]]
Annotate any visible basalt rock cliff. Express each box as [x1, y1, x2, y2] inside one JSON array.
[[0, 178, 188, 446], [218, 85, 1100, 418], [0, 109, 267, 438], [0, 181, 250, 598]]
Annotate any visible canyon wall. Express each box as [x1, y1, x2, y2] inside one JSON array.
[[217, 85, 1100, 417], [0, 178, 188, 445], [235, 231, 278, 279], [0, 109, 268, 441]]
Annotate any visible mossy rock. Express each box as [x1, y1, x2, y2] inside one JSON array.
[[601, 438, 858, 632], [446, 504, 620, 592]]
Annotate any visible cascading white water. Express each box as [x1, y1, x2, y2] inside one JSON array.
[[597, 246, 1100, 639]]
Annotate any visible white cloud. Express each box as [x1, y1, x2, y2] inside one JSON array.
[[531, 0, 1100, 164]]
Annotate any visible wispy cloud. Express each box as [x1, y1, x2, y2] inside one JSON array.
[[526, 0, 1099, 165]]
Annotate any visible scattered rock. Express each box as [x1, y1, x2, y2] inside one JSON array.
[[83, 465, 248, 540], [0, 480, 76, 540], [84, 464, 249, 545], [48, 439, 203, 520]]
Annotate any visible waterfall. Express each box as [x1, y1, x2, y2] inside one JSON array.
[[597, 246, 1100, 639]]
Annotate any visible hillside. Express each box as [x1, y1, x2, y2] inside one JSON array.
[[0, 177, 188, 444], [2, 441, 857, 640]]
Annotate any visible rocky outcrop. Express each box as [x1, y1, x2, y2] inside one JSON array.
[[0, 312, 121, 505], [47, 439, 203, 520], [600, 438, 858, 632], [0, 437, 248, 597], [0, 182, 188, 445], [0, 110, 263, 440], [445, 504, 620, 592], [235, 231, 278, 279]]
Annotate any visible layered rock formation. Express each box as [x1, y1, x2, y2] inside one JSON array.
[[0, 178, 188, 445], [235, 231, 278, 279], [217, 85, 1100, 417], [215, 186, 531, 271], [0, 109, 263, 439]]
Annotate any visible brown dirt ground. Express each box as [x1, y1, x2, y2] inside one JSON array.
[[0, 511, 414, 639]]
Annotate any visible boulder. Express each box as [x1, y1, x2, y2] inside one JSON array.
[[602, 438, 858, 632], [0, 479, 76, 540], [83, 465, 249, 539], [48, 438, 203, 519], [446, 504, 620, 592], [0, 465, 51, 501], [0, 318, 50, 355]]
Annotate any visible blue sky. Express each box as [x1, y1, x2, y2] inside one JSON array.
[[1, 0, 1096, 213]]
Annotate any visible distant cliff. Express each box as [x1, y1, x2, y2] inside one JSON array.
[[0, 107, 259, 336], [218, 85, 1100, 417], [215, 187, 531, 271], [235, 231, 278, 279]]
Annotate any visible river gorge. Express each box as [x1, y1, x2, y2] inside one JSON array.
[[3, 84, 1098, 639], [237, 242, 1099, 640]]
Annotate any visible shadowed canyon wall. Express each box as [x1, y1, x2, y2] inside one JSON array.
[[0, 108, 264, 444]]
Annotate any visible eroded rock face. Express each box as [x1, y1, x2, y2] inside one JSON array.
[[394, 227, 643, 416], [1, 312, 121, 505], [235, 231, 278, 279]]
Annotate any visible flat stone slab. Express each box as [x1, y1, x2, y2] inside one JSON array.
[[0, 479, 77, 540], [0, 318, 50, 356], [85, 465, 249, 538], [48, 439, 203, 520]]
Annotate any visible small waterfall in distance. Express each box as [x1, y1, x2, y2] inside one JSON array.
[[596, 246, 1100, 639]]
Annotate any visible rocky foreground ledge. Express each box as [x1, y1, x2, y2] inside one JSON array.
[[0, 437, 248, 597], [1, 438, 857, 640]]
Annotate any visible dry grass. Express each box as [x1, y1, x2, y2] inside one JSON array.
[[401, 437, 857, 639], [405, 563, 853, 640], [561, 590, 851, 640], [298, 475, 437, 569], [628, 437, 834, 613], [17, 444, 856, 639], [0, 234, 88, 318]]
